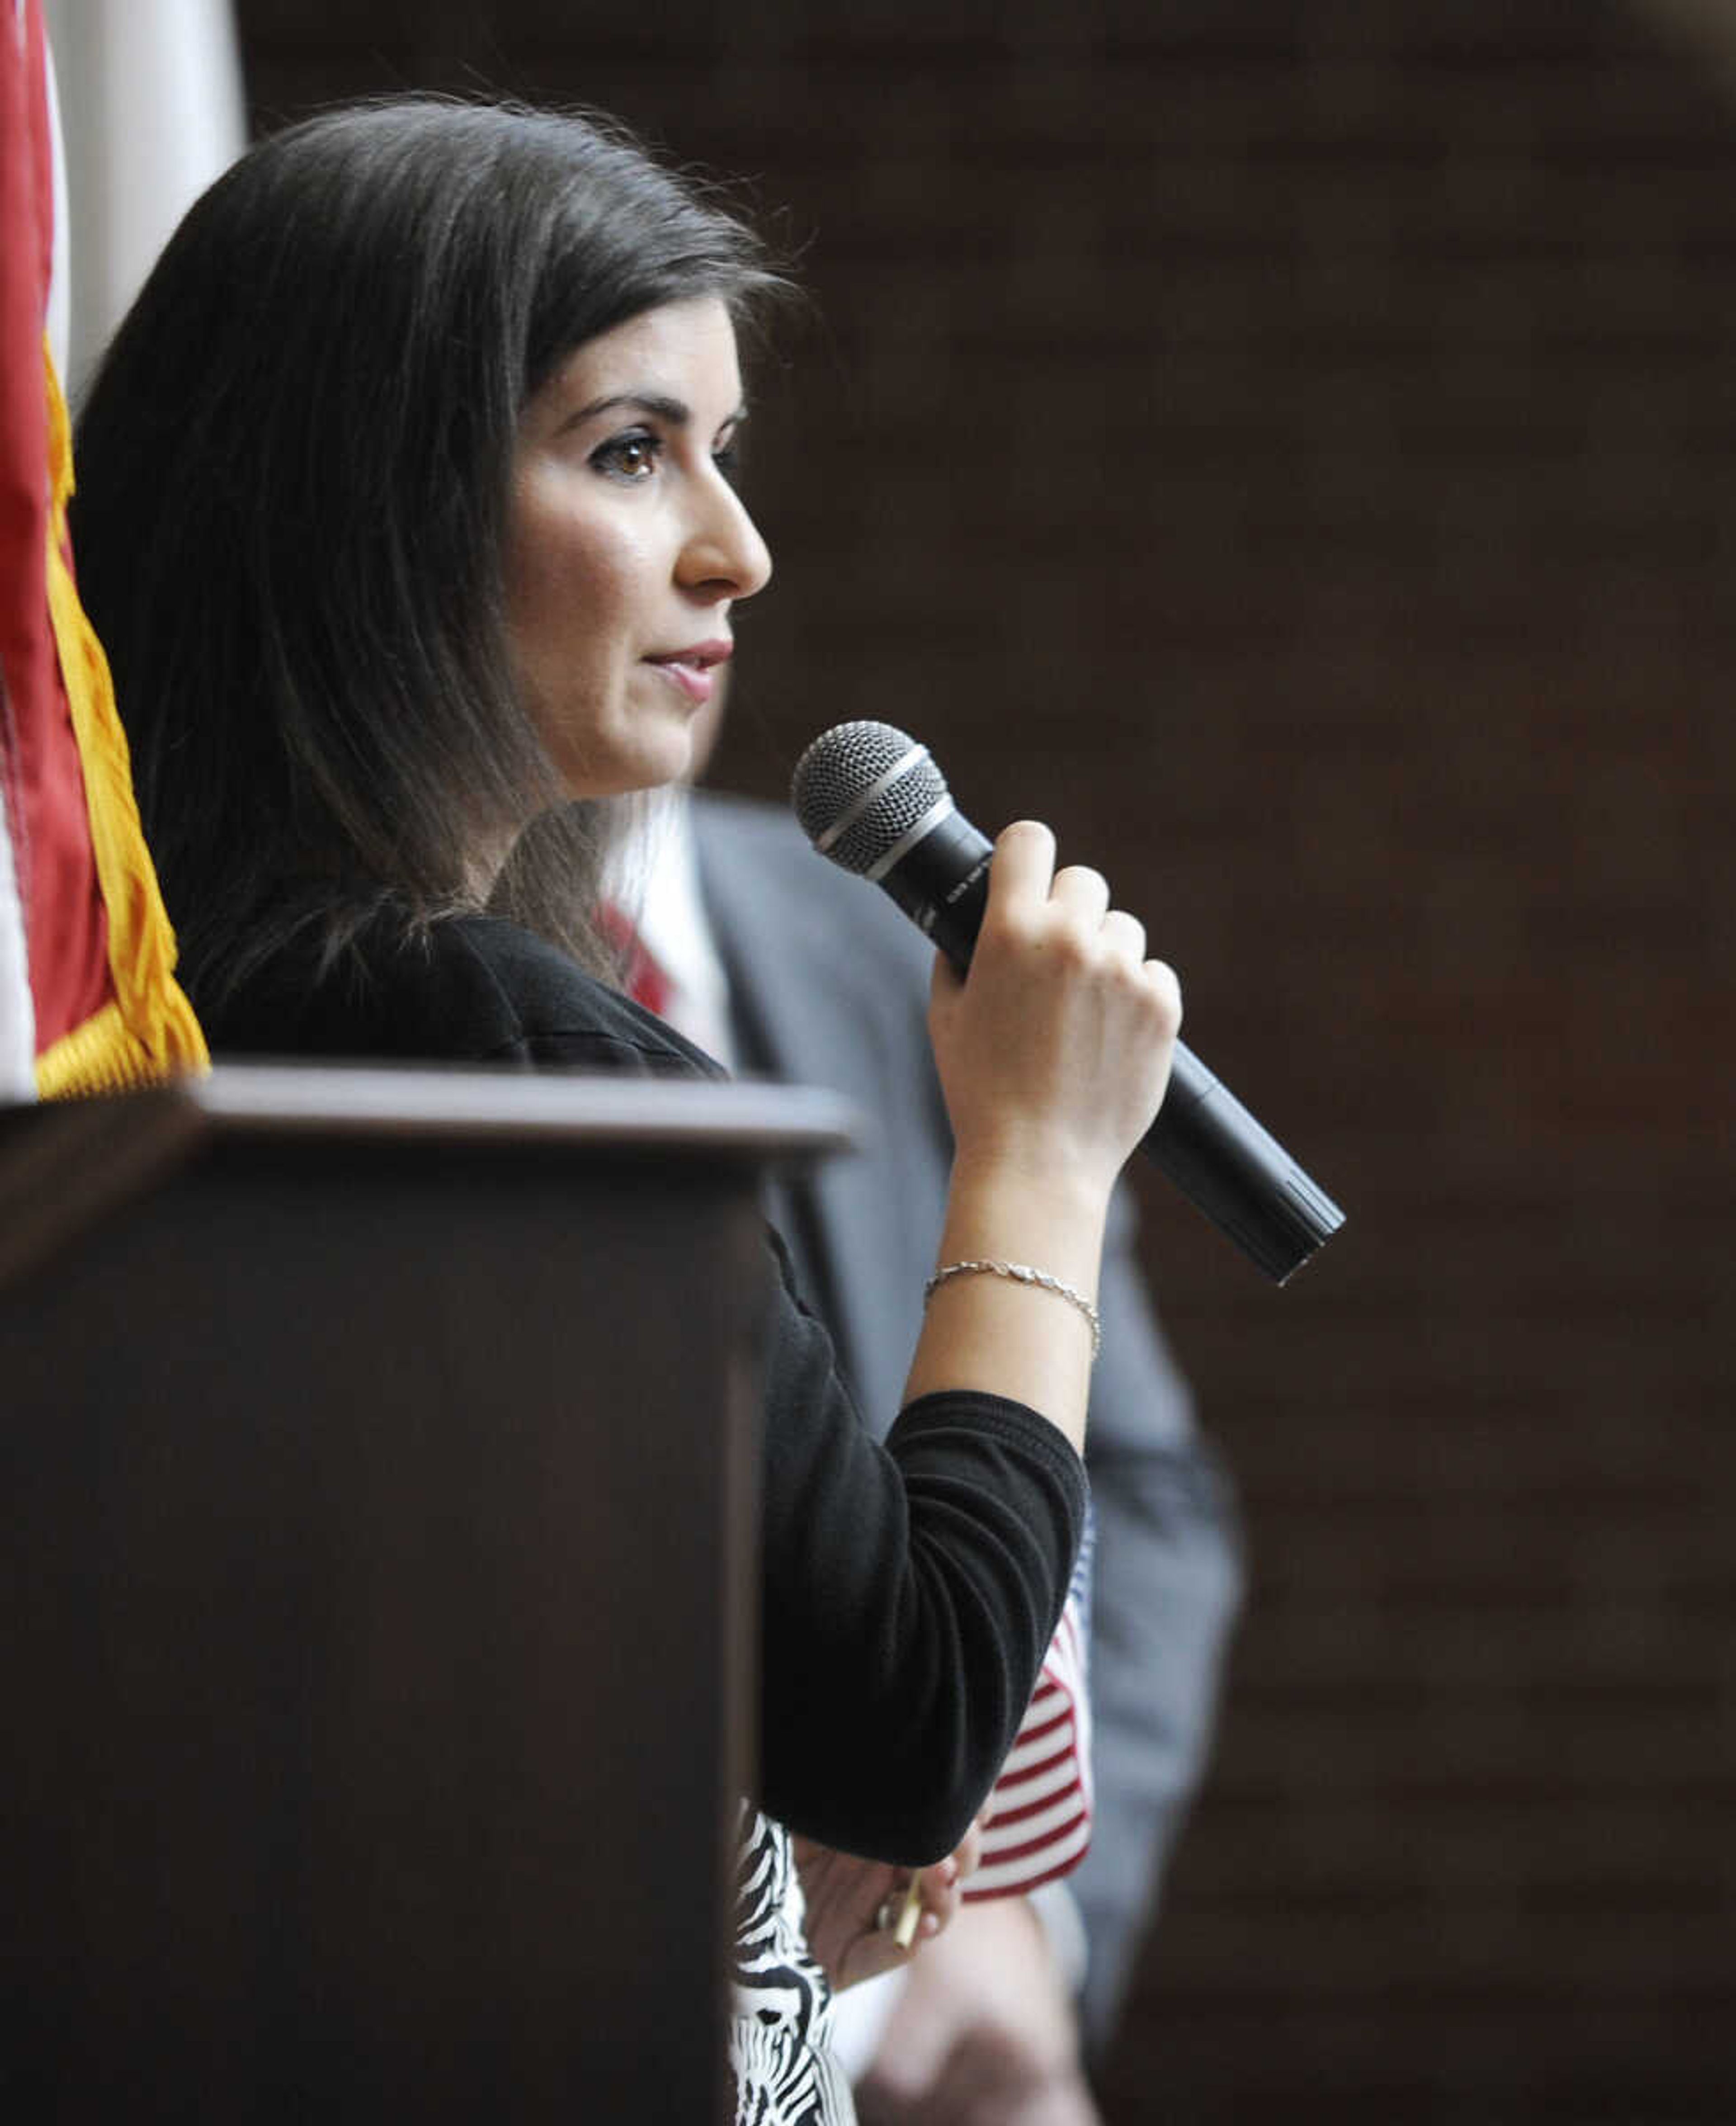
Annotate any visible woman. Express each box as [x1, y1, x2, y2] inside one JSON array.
[[71, 98, 1179, 2121]]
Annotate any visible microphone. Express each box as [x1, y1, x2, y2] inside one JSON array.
[[790, 719, 1345, 1284]]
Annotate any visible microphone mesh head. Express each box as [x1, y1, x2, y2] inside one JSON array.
[[790, 720, 950, 876]]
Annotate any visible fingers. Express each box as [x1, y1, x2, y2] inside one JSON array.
[[982, 819, 1057, 921], [910, 1862, 962, 1945], [986, 825, 1116, 936], [1142, 953, 1183, 1032], [873, 1852, 969, 1953], [873, 1881, 915, 1936], [1048, 865, 1110, 926], [1098, 907, 1146, 964], [931, 820, 1183, 1195], [985, 823, 1151, 973], [976, 821, 1184, 1048]]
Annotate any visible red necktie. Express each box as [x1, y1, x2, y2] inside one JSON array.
[[596, 902, 671, 1018]]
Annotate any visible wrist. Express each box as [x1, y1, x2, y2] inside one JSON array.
[[905, 1149, 1109, 1443], [940, 1151, 1109, 1294], [925, 1260, 1101, 1361]]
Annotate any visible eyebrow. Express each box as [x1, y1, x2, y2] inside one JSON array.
[[563, 392, 749, 431]]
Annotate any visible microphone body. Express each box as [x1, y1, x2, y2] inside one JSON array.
[[791, 723, 1345, 1284]]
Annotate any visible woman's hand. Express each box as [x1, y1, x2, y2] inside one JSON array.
[[791, 1819, 985, 1993], [906, 822, 1181, 1443], [926, 821, 1180, 1203]]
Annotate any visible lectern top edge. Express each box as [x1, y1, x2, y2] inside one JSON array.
[[0, 1061, 862, 1297], [190, 1059, 865, 1161]]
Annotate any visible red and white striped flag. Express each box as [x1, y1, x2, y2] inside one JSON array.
[[1, 0, 209, 1098], [965, 1507, 1095, 1899]]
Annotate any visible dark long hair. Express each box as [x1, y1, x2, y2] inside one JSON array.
[[71, 97, 783, 1005]]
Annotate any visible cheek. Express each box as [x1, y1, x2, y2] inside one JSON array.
[[506, 491, 650, 676]]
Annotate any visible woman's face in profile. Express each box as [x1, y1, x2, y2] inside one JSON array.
[[503, 296, 772, 804]]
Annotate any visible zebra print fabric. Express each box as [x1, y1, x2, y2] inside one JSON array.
[[730, 1807, 856, 2125]]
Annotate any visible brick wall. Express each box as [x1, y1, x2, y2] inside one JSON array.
[[234, 4, 1736, 2118]]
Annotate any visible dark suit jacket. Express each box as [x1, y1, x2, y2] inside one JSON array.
[[693, 791, 1245, 2055]]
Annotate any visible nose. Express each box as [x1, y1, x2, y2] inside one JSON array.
[[678, 468, 773, 604]]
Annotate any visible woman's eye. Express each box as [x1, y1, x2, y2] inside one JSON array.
[[590, 431, 660, 483], [712, 439, 742, 486]]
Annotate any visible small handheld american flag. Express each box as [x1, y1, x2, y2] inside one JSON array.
[[964, 1504, 1095, 1899]]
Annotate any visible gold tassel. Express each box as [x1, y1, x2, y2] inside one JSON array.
[[34, 338, 207, 1097]]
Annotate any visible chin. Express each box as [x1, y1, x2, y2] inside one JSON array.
[[638, 717, 699, 791], [553, 716, 697, 802], [615, 752, 687, 800], [595, 730, 696, 801]]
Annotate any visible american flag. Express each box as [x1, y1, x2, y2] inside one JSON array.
[[964, 1503, 1095, 1899], [1, 0, 211, 1098]]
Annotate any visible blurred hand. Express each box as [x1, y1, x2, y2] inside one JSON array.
[[792, 1818, 984, 1994], [854, 1895, 1101, 2126]]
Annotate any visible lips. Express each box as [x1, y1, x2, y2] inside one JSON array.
[[643, 638, 732, 706]]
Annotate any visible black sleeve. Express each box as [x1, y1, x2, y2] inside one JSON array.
[[207, 915, 1084, 1866], [752, 1229, 1088, 1866]]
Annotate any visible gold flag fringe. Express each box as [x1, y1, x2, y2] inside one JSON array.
[[34, 339, 207, 1098]]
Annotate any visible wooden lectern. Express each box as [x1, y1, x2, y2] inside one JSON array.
[[0, 1064, 857, 2122]]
